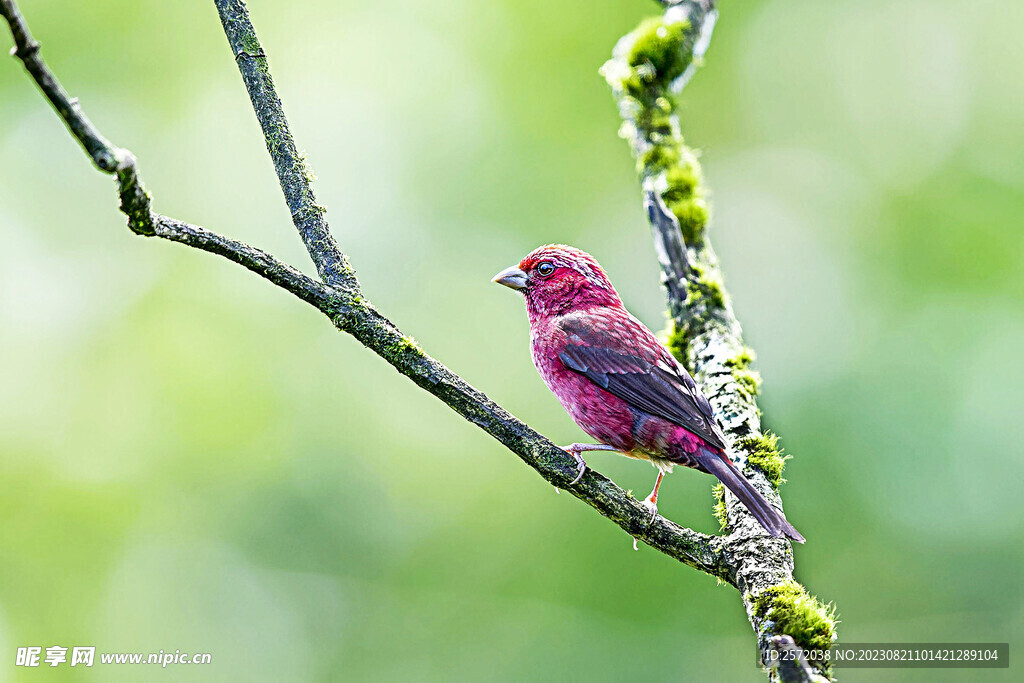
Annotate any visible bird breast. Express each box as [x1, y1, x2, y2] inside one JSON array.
[[530, 336, 637, 453]]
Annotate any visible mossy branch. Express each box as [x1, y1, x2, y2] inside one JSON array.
[[604, 2, 836, 680]]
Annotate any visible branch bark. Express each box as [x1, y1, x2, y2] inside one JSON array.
[[603, 1, 836, 680], [214, 0, 357, 291], [1, 0, 836, 679]]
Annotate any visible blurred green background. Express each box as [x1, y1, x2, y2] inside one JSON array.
[[1, 0, 1022, 680]]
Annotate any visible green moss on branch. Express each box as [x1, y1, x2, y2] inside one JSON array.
[[602, 12, 710, 247], [752, 581, 837, 658], [738, 432, 790, 487], [623, 16, 693, 92], [663, 320, 688, 365], [711, 483, 727, 531], [606, 4, 836, 679]]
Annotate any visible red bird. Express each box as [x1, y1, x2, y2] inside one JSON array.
[[493, 245, 804, 542]]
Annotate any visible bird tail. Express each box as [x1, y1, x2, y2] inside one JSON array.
[[696, 447, 805, 543]]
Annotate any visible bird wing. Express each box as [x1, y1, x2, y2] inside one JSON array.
[[557, 311, 728, 451]]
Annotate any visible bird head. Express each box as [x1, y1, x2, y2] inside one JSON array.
[[492, 245, 623, 317]]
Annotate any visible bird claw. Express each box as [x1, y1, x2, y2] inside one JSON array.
[[641, 497, 659, 525], [564, 446, 587, 486]]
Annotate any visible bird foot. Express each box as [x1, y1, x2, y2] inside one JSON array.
[[641, 497, 659, 525], [561, 444, 588, 486]]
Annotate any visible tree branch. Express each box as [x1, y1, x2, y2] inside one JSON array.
[[213, 0, 357, 291], [603, 1, 836, 680], [1, 0, 836, 679], [0, 0, 155, 236], [0, 0, 727, 577]]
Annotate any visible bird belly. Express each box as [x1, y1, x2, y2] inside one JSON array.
[[533, 352, 637, 452], [531, 341, 710, 471]]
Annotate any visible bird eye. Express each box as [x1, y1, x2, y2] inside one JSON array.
[[536, 262, 555, 277]]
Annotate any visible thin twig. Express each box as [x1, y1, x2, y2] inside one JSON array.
[[153, 215, 334, 311], [0, 0, 154, 235], [213, 0, 357, 291]]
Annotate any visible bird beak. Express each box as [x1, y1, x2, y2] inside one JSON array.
[[492, 266, 528, 291]]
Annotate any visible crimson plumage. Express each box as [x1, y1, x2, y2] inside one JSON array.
[[494, 244, 803, 542]]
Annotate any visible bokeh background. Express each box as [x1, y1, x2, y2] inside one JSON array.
[[1, 0, 1022, 680]]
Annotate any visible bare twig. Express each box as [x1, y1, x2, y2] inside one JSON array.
[[0, 0, 154, 236], [214, 0, 357, 291], [772, 636, 830, 683]]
